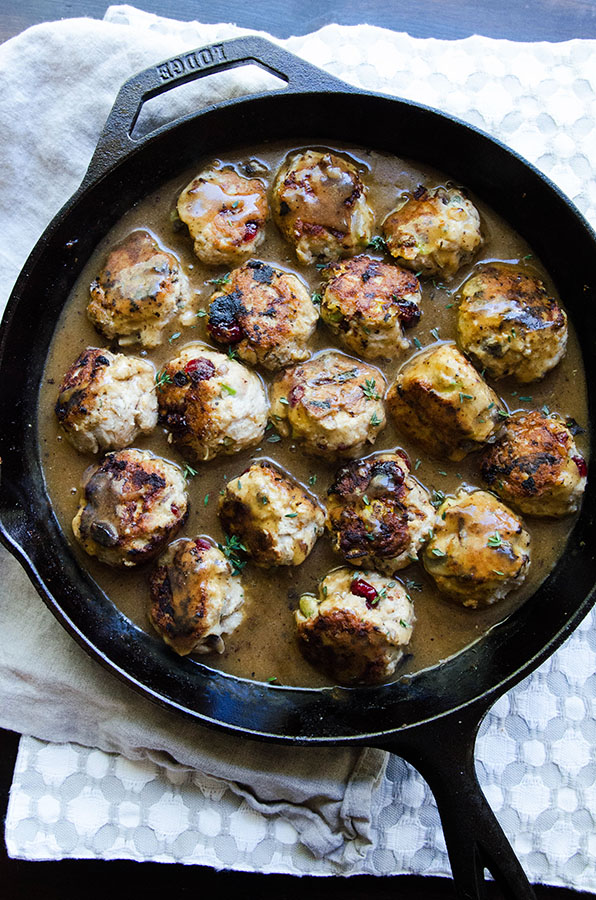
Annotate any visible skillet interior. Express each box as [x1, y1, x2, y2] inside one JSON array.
[[1, 86, 596, 743]]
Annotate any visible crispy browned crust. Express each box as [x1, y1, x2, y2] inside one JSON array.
[[461, 266, 566, 335], [180, 169, 268, 249], [157, 355, 218, 456], [149, 539, 213, 653], [55, 348, 111, 424], [322, 254, 420, 325], [480, 411, 575, 499]]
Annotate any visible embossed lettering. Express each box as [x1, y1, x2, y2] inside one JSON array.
[[157, 44, 227, 82]]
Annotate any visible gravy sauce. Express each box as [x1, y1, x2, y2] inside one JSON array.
[[38, 141, 589, 688]]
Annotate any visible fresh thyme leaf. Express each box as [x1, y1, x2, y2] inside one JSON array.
[[267, 434, 282, 443], [279, 397, 289, 405], [155, 370, 172, 391], [227, 345, 238, 360], [168, 332, 181, 343], [367, 235, 387, 252], [362, 378, 381, 401], [370, 411, 382, 427], [431, 489, 446, 508], [183, 463, 198, 479], [430, 327, 440, 341], [208, 272, 231, 286], [413, 337, 422, 350], [311, 291, 322, 305], [218, 534, 248, 575], [487, 531, 502, 548], [308, 474, 317, 486], [221, 382, 237, 395], [431, 548, 447, 557], [285, 513, 298, 518]]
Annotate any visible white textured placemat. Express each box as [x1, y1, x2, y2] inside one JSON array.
[[3, 3, 596, 885]]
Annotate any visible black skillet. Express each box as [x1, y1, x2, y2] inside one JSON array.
[[1, 37, 595, 900]]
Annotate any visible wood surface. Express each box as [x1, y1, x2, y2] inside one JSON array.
[[2, 1, 596, 897]]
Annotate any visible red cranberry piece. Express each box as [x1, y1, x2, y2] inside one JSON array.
[[572, 455, 587, 478], [242, 221, 259, 243], [207, 320, 244, 344], [170, 504, 180, 516], [194, 538, 212, 553], [350, 578, 379, 609], [397, 299, 421, 328], [184, 358, 216, 382], [288, 384, 305, 407]]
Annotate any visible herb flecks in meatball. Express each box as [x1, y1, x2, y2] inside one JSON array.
[[480, 410, 587, 517], [88, 230, 193, 348], [456, 264, 568, 382], [157, 344, 268, 462], [295, 567, 415, 685], [272, 150, 374, 264], [177, 164, 268, 266], [422, 490, 530, 607], [270, 350, 386, 459], [149, 537, 244, 656], [383, 185, 482, 278], [386, 342, 506, 461], [326, 452, 434, 573], [207, 260, 318, 370], [320, 255, 422, 359], [218, 461, 325, 567], [72, 449, 188, 567], [55, 347, 157, 454]]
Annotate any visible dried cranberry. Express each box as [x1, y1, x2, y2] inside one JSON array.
[[397, 299, 421, 328], [572, 455, 588, 478], [194, 538, 212, 552], [184, 358, 216, 382], [243, 221, 259, 243], [207, 320, 244, 344], [288, 384, 305, 407], [350, 578, 379, 609], [170, 504, 180, 516]]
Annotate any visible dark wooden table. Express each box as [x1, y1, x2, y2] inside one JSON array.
[[2, 2, 596, 898]]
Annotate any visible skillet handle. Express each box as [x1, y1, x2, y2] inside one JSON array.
[[83, 35, 347, 186], [374, 702, 536, 900]]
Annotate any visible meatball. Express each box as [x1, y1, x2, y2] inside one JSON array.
[[386, 342, 506, 461], [207, 260, 318, 370], [456, 264, 568, 382], [149, 537, 245, 656], [72, 449, 188, 567], [270, 351, 386, 459], [218, 461, 325, 567], [382, 185, 482, 278], [295, 567, 415, 685], [480, 410, 587, 517], [326, 452, 434, 573], [272, 149, 374, 264], [421, 490, 530, 608], [55, 348, 157, 454], [88, 230, 193, 348], [320, 255, 421, 359], [177, 164, 268, 266], [157, 344, 268, 462]]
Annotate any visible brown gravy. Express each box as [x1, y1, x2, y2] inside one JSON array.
[[37, 141, 589, 688]]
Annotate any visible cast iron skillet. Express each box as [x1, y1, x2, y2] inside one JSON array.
[[1, 37, 595, 900]]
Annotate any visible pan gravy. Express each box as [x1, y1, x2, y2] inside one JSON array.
[[38, 141, 589, 688]]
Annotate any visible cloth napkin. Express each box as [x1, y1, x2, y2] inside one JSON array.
[[2, 3, 596, 884]]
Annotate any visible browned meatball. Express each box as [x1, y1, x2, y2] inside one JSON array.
[[207, 260, 318, 370], [386, 343, 506, 461], [72, 449, 188, 567], [421, 490, 530, 608], [55, 348, 157, 454], [177, 164, 268, 266], [295, 567, 415, 685], [149, 537, 245, 656], [326, 452, 434, 573], [218, 461, 325, 567], [272, 149, 374, 264], [320, 255, 421, 359], [270, 350, 386, 459], [382, 185, 482, 278], [480, 410, 587, 517], [457, 264, 568, 382], [88, 230, 193, 348]]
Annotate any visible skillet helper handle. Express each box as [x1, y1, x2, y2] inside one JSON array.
[[84, 35, 346, 185], [377, 703, 536, 900]]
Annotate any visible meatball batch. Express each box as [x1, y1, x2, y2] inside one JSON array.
[[149, 537, 245, 656], [326, 452, 434, 573], [218, 461, 325, 567], [382, 185, 483, 278], [480, 410, 587, 517], [270, 350, 386, 459], [55, 348, 157, 455], [295, 567, 415, 685], [319, 255, 421, 359], [422, 490, 531, 608], [457, 264, 568, 382], [272, 149, 374, 264], [157, 344, 268, 462], [72, 449, 188, 567], [207, 260, 318, 370], [88, 230, 193, 348], [387, 342, 506, 461], [177, 163, 268, 266]]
